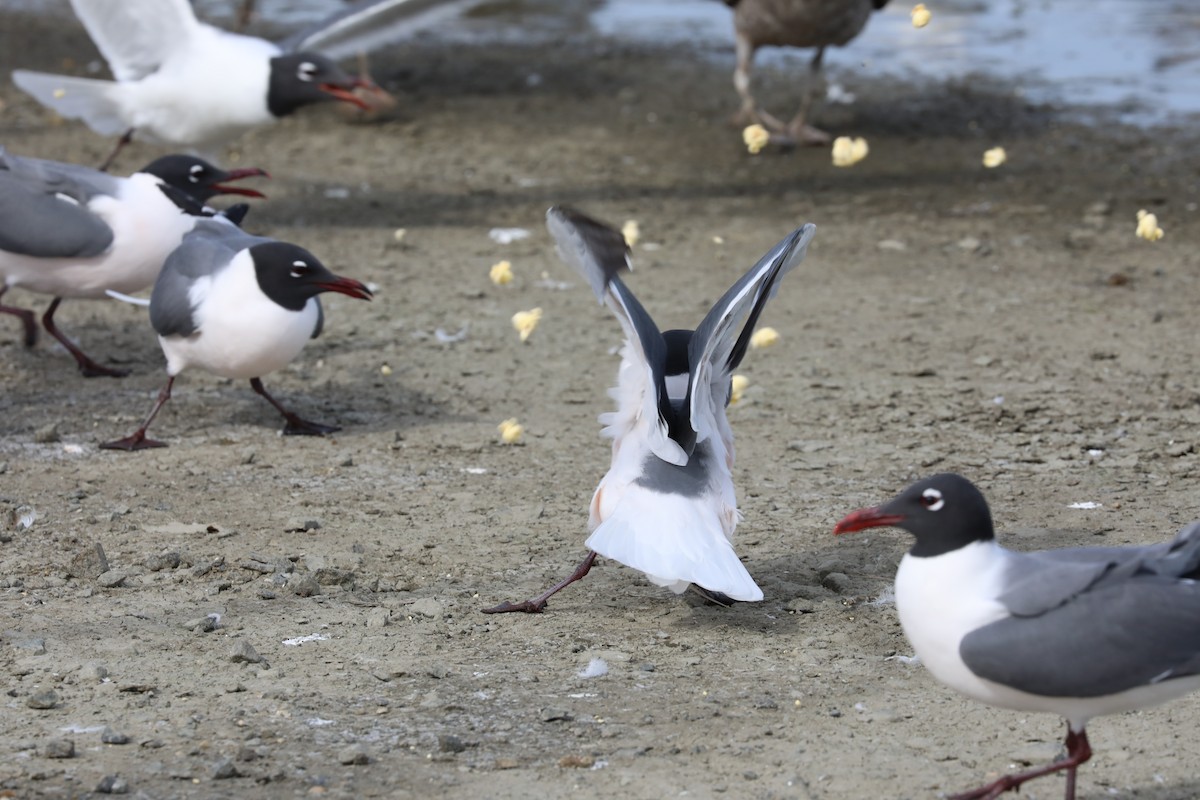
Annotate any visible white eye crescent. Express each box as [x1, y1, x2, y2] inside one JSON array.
[[290, 260, 310, 278], [298, 61, 318, 82], [921, 488, 945, 512]]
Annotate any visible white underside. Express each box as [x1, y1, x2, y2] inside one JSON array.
[[586, 350, 759, 601], [896, 541, 1200, 728], [159, 249, 319, 379], [0, 174, 194, 298]]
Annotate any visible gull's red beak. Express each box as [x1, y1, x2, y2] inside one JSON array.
[[316, 276, 373, 301], [211, 167, 270, 198], [833, 507, 905, 535], [319, 83, 371, 110]]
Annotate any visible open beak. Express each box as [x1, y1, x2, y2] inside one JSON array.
[[319, 82, 371, 110], [832, 507, 904, 535], [211, 167, 270, 198], [316, 276, 373, 301]]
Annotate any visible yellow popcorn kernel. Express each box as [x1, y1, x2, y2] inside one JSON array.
[[622, 220, 640, 247], [498, 418, 524, 444], [750, 327, 780, 349], [53, 88, 67, 99], [982, 147, 1007, 168], [511, 307, 543, 342], [730, 374, 750, 406], [831, 136, 869, 167], [490, 260, 514, 285], [1136, 209, 1164, 241], [911, 3, 932, 28], [392, 228, 407, 242], [380, 364, 392, 376], [743, 124, 770, 155]]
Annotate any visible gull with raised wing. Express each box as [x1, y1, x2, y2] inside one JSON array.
[[485, 207, 816, 613]]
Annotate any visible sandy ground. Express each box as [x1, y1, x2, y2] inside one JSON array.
[[3, 3, 1200, 799]]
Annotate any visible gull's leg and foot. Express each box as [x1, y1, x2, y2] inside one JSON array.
[[249, 377, 340, 436], [731, 34, 787, 132], [42, 297, 129, 377], [100, 377, 174, 451], [782, 47, 833, 146], [0, 286, 38, 347], [98, 129, 135, 172], [949, 727, 1092, 800], [482, 551, 598, 614]]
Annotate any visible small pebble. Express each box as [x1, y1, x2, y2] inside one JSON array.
[[101, 727, 130, 745], [96, 775, 130, 794], [33, 423, 60, 444], [409, 598, 444, 618], [229, 641, 264, 665], [338, 744, 369, 765], [43, 739, 74, 758], [212, 757, 241, 779], [97, 570, 128, 588], [438, 734, 467, 753], [27, 689, 60, 710]]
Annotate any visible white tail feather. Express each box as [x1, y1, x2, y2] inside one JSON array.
[[585, 489, 762, 601], [12, 71, 127, 136], [105, 289, 150, 307]]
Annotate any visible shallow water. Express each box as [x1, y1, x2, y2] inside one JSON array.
[[16, 0, 1200, 123]]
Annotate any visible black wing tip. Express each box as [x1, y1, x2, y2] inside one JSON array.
[[546, 205, 633, 296]]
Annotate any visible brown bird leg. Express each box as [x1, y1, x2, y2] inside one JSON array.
[[0, 286, 38, 347], [948, 726, 1092, 800], [249, 377, 340, 436], [783, 46, 833, 145], [731, 33, 787, 131], [100, 376, 174, 451], [42, 297, 129, 377], [482, 551, 598, 614]]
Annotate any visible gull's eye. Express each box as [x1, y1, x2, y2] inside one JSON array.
[[297, 61, 319, 82], [290, 260, 311, 279], [188, 164, 205, 183], [920, 488, 945, 512]]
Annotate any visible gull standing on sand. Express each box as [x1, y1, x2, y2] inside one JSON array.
[[0, 147, 267, 377], [102, 217, 373, 450], [834, 473, 1200, 800], [485, 207, 816, 613]]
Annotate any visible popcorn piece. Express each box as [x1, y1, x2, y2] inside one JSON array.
[[498, 418, 524, 444], [380, 364, 393, 376], [53, 88, 67, 99], [490, 260, 514, 286], [911, 3, 932, 28], [392, 228, 407, 243], [1136, 209, 1164, 242], [512, 308, 543, 342], [982, 147, 1007, 168], [730, 374, 750, 406], [743, 124, 770, 155], [622, 220, 640, 247], [831, 136, 869, 167], [750, 327, 780, 349]]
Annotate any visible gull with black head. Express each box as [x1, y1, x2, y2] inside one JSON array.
[[11, 0, 377, 163], [484, 206, 816, 613], [101, 217, 372, 451], [0, 147, 267, 377], [834, 473, 1200, 800]]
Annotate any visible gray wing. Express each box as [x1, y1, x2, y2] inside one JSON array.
[[69, 0, 200, 81], [686, 223, 815, 445], [962, 524, 1200, 697], [546, 206, 686, 466], [150, 219, 266, 337], [282, 0, 487, 59], [0, 172, 114, 258]]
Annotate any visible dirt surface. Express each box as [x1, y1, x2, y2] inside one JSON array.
[[3, 3, 1200, 799]]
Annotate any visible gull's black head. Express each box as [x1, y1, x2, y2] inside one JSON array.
[[833, 473, 995, 558], [249, 242, 373, 312], [267, 53, 370, 117], [140, 155, 269, 201]]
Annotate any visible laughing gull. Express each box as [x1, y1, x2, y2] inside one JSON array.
[[11, 0, 373, 161], [101, 218, 372, 450], [484, 207, 816, 613], [726, 0, 890, 145], [833, 473, 1200, 800], [0, 147, 267, 377]]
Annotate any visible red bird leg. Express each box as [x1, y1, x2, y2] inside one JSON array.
[[42, 297, 129, 377], [949, 727, 1092, 800], [482, 551, 598, 614], [0, 286, 37, 346], [249, 377, 340, 436], [100, 377, 175, 451]]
